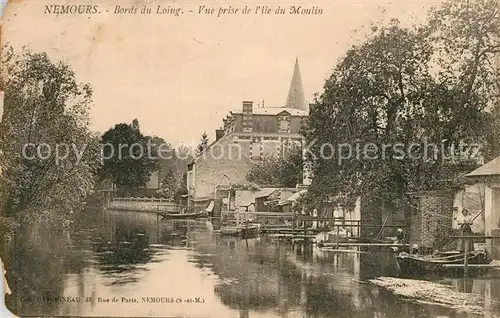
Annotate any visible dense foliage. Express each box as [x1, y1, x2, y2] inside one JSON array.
[[98, 120, 158, 194], [0, 45, 100, 222], [246, 147, 303, 188], [303, 0, 500, 210]]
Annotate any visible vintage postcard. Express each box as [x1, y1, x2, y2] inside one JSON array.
[[1, 0, 500, 317]]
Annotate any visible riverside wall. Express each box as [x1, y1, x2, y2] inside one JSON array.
[[107, 198, 176, 212]]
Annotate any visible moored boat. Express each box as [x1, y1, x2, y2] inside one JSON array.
[[396, 250, 491, 275], [162, 211, 206, 219], [220, 223, 261, 238]]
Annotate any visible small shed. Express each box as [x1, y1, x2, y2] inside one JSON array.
[[466, 155, 500, 259]]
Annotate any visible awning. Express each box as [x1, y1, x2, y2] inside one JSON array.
[[205, 200, 214, 212], [255, 188, 278, 198]]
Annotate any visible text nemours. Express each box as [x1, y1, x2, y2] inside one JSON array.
[[44, 5, 100, 14], [21, 296, 206, 304]]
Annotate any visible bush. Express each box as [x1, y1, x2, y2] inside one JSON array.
[[0, 216, 18, 242]]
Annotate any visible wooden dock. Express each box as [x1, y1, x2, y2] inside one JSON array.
[[321, 242, 409, 247], [442, 264, 500, 268], [447, 235, 500, 275], [268, 233, 316, 239]]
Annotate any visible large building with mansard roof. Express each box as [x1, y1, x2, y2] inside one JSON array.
[[186, 58, 312, 209]]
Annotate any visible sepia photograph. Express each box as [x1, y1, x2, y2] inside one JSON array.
[[0, 0, 500, 317]]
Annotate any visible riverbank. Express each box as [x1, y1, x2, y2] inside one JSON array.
[[370, 277, 490, 315]]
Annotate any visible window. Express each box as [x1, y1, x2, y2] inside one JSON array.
[[279, 119, 289, 131], [251, 141, 261, 160]]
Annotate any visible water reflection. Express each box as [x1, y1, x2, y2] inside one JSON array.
[[3, 209, 500, 317]]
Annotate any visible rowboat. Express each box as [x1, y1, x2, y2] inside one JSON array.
[[162, 211, 206, 220], [220, 223, 261, 238], [396, 250, 491, 275]]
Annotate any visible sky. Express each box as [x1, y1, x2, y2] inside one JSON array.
[[1, 0, 444, 147]]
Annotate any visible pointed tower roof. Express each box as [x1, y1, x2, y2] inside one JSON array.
[[285, 58, 308, 111]]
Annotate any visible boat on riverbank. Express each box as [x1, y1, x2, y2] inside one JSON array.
[[396, 250, 491, 275]]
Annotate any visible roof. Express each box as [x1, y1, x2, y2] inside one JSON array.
[[279, 189, 295, 202], [450, 172, 478, 188], [285, 58, 308, 111], [230, 107, 308, 117], [189, 138, 221, 164], [255, 188, 278, 198], [188, 134, 255, 164], [466, 155, 500, 178], [277, 189, 303, 206]]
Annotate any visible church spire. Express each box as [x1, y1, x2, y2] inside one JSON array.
[[285, 57, 307, 111]]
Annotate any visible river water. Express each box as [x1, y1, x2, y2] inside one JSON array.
[[3, 209, 500, 317]]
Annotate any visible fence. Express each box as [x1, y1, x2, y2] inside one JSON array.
[[112, 197, 173, 203], [221, 211, 405, 237]]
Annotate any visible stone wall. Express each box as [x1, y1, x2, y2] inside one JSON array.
[[193, 135, 254, 199], [409, 191, 454, 250], [252, 115, 277, 133], [290, 116, 305, 134], [360, 196, 382, 239]]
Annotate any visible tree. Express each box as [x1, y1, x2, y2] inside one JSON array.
[[196, 132, 210, 155], [246, 147, 303, 188], [156, 168, 176, 198], [0, 45, 100, 220], [154, 141, 192, 198], [99, 120, 158, 194], [173, 186, 188, 204], [303, 0, 500, 211]]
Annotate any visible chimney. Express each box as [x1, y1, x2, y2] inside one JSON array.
[[242, 101, 253, 133], [215, 128, 225, 141], [242, 100, 253, 113]]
